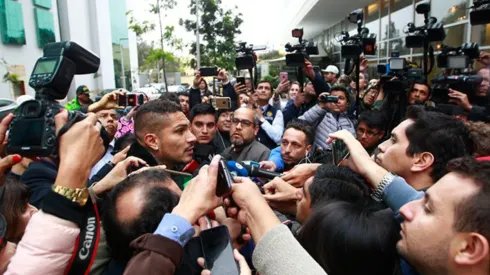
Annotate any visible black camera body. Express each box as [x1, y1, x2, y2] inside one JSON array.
[[7, 41, 105, 158], [235, 42, 265, 70], [470, 0, 490, 25], [431, 75, 483, 103], [285, 28, 319, 68], [437, 43, 480, 69], [339, 31, 377, 59], [378, 54, 424, 96], [405, 3, 446, 48]]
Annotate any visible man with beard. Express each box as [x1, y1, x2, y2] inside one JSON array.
[[221, 108, 270, 162], [407, 82, 431, 105], [260, 120, 313, 172], [128, 99, 197, 188]]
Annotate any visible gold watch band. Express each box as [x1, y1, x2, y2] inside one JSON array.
[[52, 185, 90, 206]]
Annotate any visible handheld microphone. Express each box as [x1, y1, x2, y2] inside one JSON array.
[[227, 160, 249, 177], [248, 164, 282, 179]]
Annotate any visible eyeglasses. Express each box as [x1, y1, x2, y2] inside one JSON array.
[[357, 128, 380, 138], [232, 118, 254, 127]]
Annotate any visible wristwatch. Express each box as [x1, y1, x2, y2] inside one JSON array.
[[52, 185, 90, 206], [370, 172, 396, 202]]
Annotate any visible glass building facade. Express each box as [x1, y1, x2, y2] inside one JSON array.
[[109, 0, 131, 89], [312, 0, 489, 78]]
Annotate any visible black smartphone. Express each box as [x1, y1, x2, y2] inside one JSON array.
[[217, 159, 233, 197], [319, 95, 339, 103], [200, 225, 239, 275], [175, 237, 204, 275], [118, 94, 127, 106], [236, 77, 245, 86], [200, 67, 218, 77], [332, 139, 350, 166]]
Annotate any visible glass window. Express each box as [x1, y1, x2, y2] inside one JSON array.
[[431, 0, 469, 25], [389, 3, 413, 39], [365, 20, 379, 41], [34, 8, 56, 48], [379, 41, 388, 58], [391, 0, 412, 13], [444, 23, 467, 47], [0, 0, 26, 45], [389, 37, 410, 56], [380, 0, 390, 40], [33, 0, 51, 9], [366, 2, 380, 23], [471, 24, 490, 46]]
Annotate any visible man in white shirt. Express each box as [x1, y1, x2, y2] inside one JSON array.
[[254, 80, 284, 150]]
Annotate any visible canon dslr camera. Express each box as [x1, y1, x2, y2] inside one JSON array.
[[7, 41, 110, 158]]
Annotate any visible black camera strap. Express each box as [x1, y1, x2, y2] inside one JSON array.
[[64, 197, 100, 275]]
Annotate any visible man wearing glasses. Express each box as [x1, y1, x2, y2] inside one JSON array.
[[221, 108, 271, 162], [356, 111, 387, 155]]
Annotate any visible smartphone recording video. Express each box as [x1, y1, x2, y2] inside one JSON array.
[[332, 140, 350, 166], [200, 225, 239, 275]]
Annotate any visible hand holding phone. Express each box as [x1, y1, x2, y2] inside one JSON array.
[[200, 225, 240, 275], [332, 140, 350, 166], [200, 67, 218, 77]]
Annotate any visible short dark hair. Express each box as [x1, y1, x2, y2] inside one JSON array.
[[190, 103, 216, 123], [464, 121, 490, 158], [358, 111, 387, 132], [102, 169, 179, 263], [297, 201, 400, 275], [405, 105, 473, 182], [257, 80, 273, 90], [329, 85, 351, 104], [134, 99, 183, 137], [411, 81, 432, 96], [285, 119, 314, 145], [177, 91, 189, 98], [159, 93, 180, 105], [309, 164, 370, 209], [448, 157, 490, 245], [114, 133, 136, 152]]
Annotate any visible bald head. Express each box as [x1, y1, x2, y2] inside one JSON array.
[[102, 169, 180, 263]]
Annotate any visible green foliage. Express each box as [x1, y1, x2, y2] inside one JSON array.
[[258, 50, 284, 61], [127, 11, 155, 38], [180, 0, 243, 70]]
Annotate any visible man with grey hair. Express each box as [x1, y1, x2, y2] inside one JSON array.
[[221, 107, 270, 162]]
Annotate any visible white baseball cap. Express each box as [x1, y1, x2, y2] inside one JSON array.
[[321, 65, 339, 75]]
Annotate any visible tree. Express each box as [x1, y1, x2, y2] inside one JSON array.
[[258, 50, 284, 61], [128, 0, 177, 90], [137, 41, 152, 69], [180, 0, 243, 70]]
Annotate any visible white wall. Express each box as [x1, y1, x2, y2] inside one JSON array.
[[126, 0, 139, 89], [58, 0, 116, 100], [0, 0, 61, 99]]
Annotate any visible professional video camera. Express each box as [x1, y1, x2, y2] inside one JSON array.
[[431, 42, 483, 103], [404, 2, 445, 78], [470, 0, 490, 25], [338, 9, 377, 59], [235, 42, 266, 91], [437, 43, 480, 70], [235, 42, 266, 70], [378, 52, 424, 95], [6, 41, 110, 158], [284, 28, 319, 68]]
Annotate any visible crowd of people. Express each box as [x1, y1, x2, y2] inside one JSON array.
[[0, 49, 489, 275]]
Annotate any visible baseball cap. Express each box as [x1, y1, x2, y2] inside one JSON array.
[[321, 65, 339, 75], [76, 85, 90, 95]]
